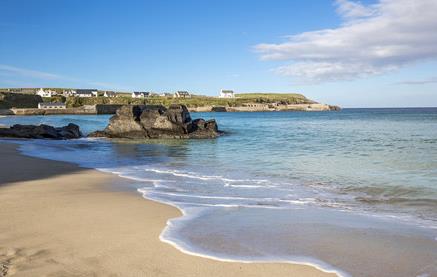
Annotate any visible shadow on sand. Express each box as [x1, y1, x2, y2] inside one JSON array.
[[0, 142, 85, 186]]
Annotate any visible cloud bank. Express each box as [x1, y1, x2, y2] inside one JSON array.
[[255, 0, 437, 83], [395, 76, 437, 85], [0, 64, 61, 80], [0, 64, 125, 90]]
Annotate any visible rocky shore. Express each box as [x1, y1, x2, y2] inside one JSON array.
[[188, 103, 340, 112], [0, 104, 221, 140], [1, 104, 123, 115], [0, 123, 82, 139], [0, 102, 340, 116], [89, 104, 221, 139]]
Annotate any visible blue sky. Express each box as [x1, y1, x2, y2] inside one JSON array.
[[1, 0, 436, 107]]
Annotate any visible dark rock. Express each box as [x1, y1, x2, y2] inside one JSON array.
[[56, 123, 82, 139], [205, 119, 218, 131], [87, 130, 107, 138], [211, 106, 227, 112], [329, 105, 342, 111], [103, 105, 146, 138], [89, 104, 222, 139], [188, 119, 219, 138], [0, 123, 82, 139]]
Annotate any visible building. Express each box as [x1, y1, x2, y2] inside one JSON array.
[[132, 91, 149, 98], [62, 89, 77, 97], [75, 89, 98, 97], [174, 91, 191, 98], [159, 92, 173, 97], [219, 89, 235, 98], [36, 88, 56, 98], [103, 91, 117, 97], [38, 102, 66, 109]]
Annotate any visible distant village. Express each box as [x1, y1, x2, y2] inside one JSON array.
[[1, 88, 236, 99], [0, 88, 236, 110], [0, 87, 337, 112]]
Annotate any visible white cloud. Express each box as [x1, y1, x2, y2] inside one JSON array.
[[335, 0, 376, 20], [255, 0, 437, 83], [0, 64, 127, 90], [395, 76, 437, 85], [0, 64, 61, 80]]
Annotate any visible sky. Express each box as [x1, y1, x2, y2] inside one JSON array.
[[1, 0, 437, 107]]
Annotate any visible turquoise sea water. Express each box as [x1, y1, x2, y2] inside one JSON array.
[[1, 108, 437, 276]]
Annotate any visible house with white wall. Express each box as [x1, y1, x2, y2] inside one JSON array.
[[174, 91, 191, 98], [103, 91, 117, 97], [62, 89, 77, 97], [132, 91, 149, 98], [75, 89, 98, 97], [36, 88, 56, 98], [38, 102, 66, 109], [219, 89, 235, 98]]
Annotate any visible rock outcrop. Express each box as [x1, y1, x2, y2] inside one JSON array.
[[89, 104, 221, 139], [0, 123, 82, 139]]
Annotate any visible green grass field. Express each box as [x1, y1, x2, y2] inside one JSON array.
[[0, 90, 315, 109]]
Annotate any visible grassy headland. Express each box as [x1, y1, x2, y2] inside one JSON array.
[[1, 90, 339, 113], [65, 93, 313, 108]]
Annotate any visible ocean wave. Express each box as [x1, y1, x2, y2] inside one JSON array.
[[356, 196, 437, 207], [144, 167, 273, 186]]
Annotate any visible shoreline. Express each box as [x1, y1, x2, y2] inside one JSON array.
[[136, 189, 346, 277], [0, 102, 339, 116], [0, 142, 334, 276]]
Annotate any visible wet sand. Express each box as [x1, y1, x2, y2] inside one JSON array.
[[0, 143, 334, 276]]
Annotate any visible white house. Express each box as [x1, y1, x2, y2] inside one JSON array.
[[219, 89, 235, 98], [103, 91, 117, 97], [36, 88, 56, 98], [75, 89, 97, 97], [174, 91, 191, 98], [38, 102, 66, 109], [132, 92, 149, 98], [62, 89, 77, 97], [159, 92, 173, 97]]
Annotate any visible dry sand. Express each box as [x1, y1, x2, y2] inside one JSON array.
[[0, 143, 335, 277]]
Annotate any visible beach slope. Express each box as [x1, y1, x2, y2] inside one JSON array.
[[0, 143, 334, 277]]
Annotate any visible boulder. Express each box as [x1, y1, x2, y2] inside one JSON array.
[[89, 104, 221, 139], [188, 119, 219, 138], [56, 123, 82, 139], [0, 123, 82, 139], [211, 106, 227, 112]]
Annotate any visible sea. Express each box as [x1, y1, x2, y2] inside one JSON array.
[[1, 108, 437, 277]]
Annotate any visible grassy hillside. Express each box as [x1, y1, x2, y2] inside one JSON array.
[[0, 92, 43, 109], [235, 93, 313, 104], [0, 90, 317, 109], [65, 93, 314, 108]]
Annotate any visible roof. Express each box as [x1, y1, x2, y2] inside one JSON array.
[[76, 89, 97, 94], [76, 91, 94, 95], [176, 91, 190, 95], [221, 90, 234, 94], [39, 102, 66, 106]]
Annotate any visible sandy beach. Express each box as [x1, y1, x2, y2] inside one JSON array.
[[0, 143, 334, 277]]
